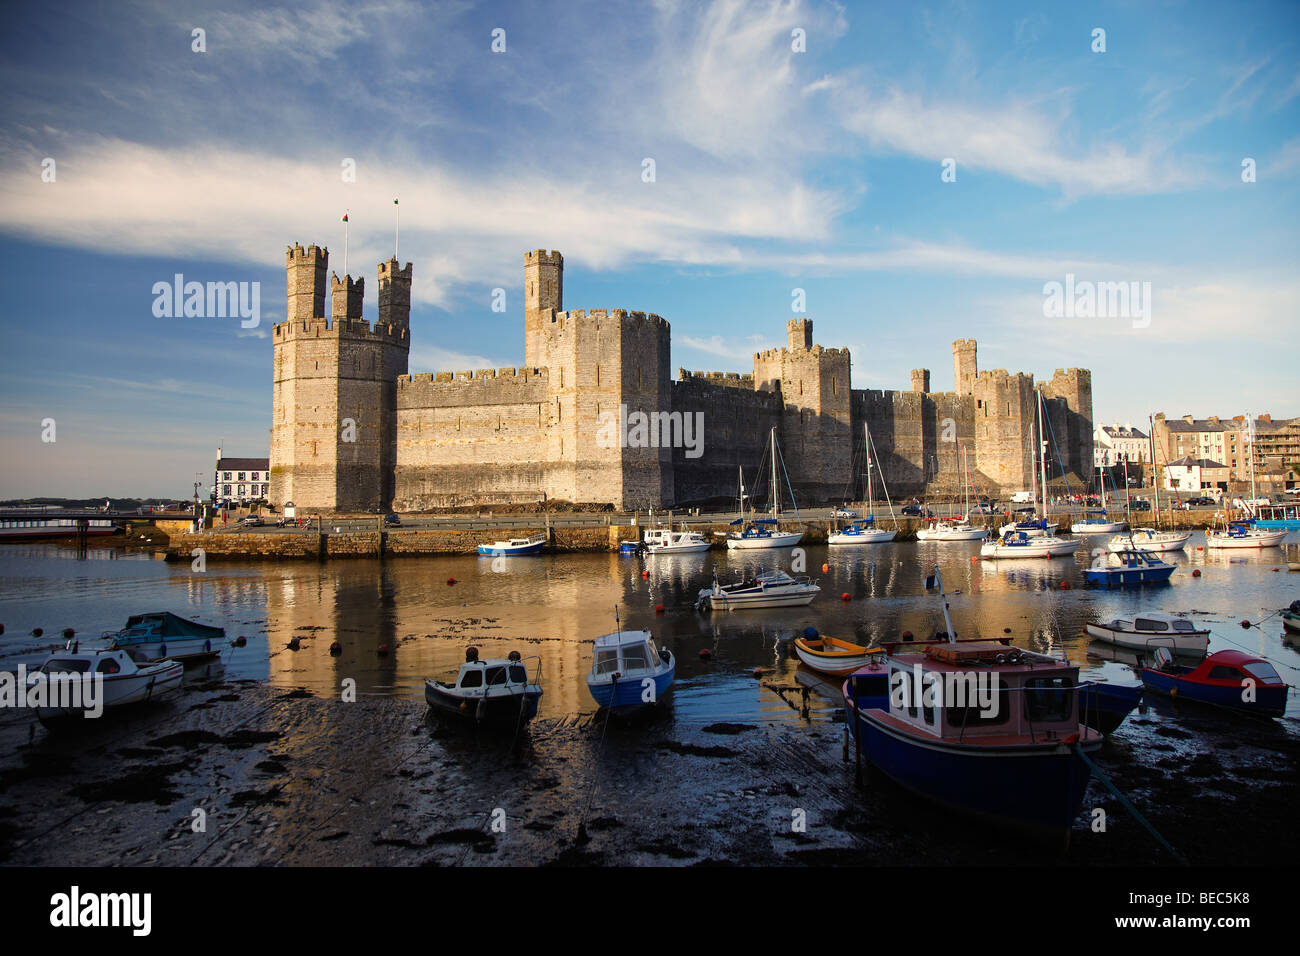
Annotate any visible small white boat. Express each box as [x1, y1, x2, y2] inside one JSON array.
[[26, 648, 183, 722], [916, 519, 987, 541], [586, 630, 675, 713], [1108, 528, 1191, 553], [1085, 613, 1210, 656], [980, 530, 1077, 559], [1070, 515, 1126, 534], [424, 648, 543, 727], [792, 629, 884, 676], [477, 533, 546, 556], [828, 518, 895, 545], [646, 529, 711, 554], [696, 569, 820, 611], [1205, 521, 1288, 550]]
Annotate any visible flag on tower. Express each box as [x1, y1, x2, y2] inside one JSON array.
[[341, 213, 349, 222]]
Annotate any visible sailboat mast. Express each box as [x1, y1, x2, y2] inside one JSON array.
[[1037, 388, 1048, 521], [771, 427, 778, 521], [1149, 414, 1163, 528], [865, 423, 873, 516]]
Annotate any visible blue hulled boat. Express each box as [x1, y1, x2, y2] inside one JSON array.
[[1077, 680, 1143, 734], [477, 534, 547, 556], [1083, 549, 1175, 587], [1140, 648, 1288, 717], [843, 566, 1103, 844], [585, 629, 675, 714]]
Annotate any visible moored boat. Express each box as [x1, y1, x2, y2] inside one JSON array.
[[980, 530, 1076, 558], [106, 611, 225, 662], [844, 566, 1103, 843], [1139, 648, 1288, 717], [828, 517, 895, 545], [646, 528, 711, 554], [26, 649, 183, 722], [725, 429, 804, 550], [917, 518, 987, 541], [1083, 550, 1175, 587], [424, 647, 543, 727], [477, 534, 547, 556], [1205, 520, 1288, 550], [1085, 613, 1210, 656], [1077, 680, 1143, 734], [1107, 528, 1191, 553], [585, 629, 675, 714], [1070, 512, 1126, 534], [1283, 601, 1300, 634], [792, 629, 883, 676], [695, 568, 819, 611]]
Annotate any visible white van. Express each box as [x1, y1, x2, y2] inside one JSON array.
[[1010, 491, 1034, 504]]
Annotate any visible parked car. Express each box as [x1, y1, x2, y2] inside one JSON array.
[[833, 507, 858, 518], [901, 504, 932, 517], [1131, 499, 1152, 512], [1186, 496, 1215, 506], [383, 512, 401, 527], [241, 514, 263, 527]]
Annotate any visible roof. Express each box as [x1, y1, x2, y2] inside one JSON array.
[[1165, 456, 1226, 469], [1162, 419, 1241, 433], [593, 629, 653, 647], [217, 457, 269, 470], [1100, 425, 1147, 439]]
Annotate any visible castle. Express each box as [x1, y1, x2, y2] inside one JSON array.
[[269, 246, 1093, 512]]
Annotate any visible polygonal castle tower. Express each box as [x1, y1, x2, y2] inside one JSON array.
[[270, 244, 411, 512]]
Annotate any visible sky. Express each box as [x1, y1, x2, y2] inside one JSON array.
[[0, 0, 1297, 497]]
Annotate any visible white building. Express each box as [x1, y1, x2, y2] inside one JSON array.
[[215, 453, 270, 505], [1163, 456, 1228, 494], [1093, 422, 1150, 468]]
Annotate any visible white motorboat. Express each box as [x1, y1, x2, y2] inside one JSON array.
[[105, 611, 225, 662], [980, 530, 1077, 558], [646, 529, 711, 554], [1085, 613, 1210, 656], [424, 647, 543, 727], [1205, 521, 1288, 550], [917, 519, 987, 541], [25, 648, 183, 721], [695, 569, 820, 611], [829, 423, 898, 545], [1108, 528, 1191, 553], [725, 430, 805, 551]]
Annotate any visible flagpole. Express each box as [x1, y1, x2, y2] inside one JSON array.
[[343, 210, 349, 278], [394, 198, 400, 260]]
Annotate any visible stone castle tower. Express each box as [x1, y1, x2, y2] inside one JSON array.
[[269, 244, 411, 512], [752, 319, 852, 502]]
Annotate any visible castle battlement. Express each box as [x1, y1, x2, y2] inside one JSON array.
[[272, 317, 409, 345], [525, 249, 564, 266], [398, 367, 544, 387], [378, 259, 413, 282], [286, 243, 327, 264], [754, 344, 849, 362], [678, 369, 756, 388], [552, 308, 669, 330]]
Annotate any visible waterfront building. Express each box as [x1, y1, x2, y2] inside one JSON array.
[[1093, 422, 1149, 467], [216, 453, 270, 504], [1163, 456, 1228, 494]]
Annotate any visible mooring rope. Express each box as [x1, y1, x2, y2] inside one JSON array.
[[1071, 742, 1186, 864]]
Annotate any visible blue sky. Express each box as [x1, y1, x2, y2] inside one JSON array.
[[1, 0, 1297, 497]]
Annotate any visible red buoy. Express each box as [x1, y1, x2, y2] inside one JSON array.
[[233, 635, 247, 647], [1003, 627, 1012, 634], [642, 570, 649, 579], [1192, 569, 1201, 577], [329, 640, 342, 655], [1059, 581, 1071, 590], [841, 592, 851, 601], [32, 627, 42, 638], [655, 603, 665, 614], [752, 667, 762, 678], [62, 627, 75, 638], [699, 648, 713, 660], [901, 630, 913, 640], [446, 577, 456, 586], [1240, 620, 1250, 629], [821, 563, 829, 573], [378, 644, 390, 655]]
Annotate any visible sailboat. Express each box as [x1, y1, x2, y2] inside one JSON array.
[[982, 387, 1077, 559], [997, 413, 1052, 539], [1206, 415, 1289, 549], [829, 423, 897, 544], [1070, 459, 1125, 534], [917, 441, 987, 541], [725, 428, 803, 550], [1109, 417, 1191, 553]]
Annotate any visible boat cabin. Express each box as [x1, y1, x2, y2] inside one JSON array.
[[1126, 613, 1203, 635], [38, 649, 140, 676], [591, 630, 668, 679], [445, 649, 531, 692], [883, 642, 1084, 741]]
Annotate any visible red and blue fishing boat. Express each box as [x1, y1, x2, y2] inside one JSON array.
[[1139, 648, 1288, 717], [843, 567, 1103, 843]]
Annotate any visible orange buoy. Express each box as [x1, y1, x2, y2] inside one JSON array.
[[1059, 581, 1071, 590], [1192, 569, 1201, 577], [752, 667, 763, 678], [642, 570, 649, 579], [329, 640, 342, 655], [655, 603, 665, 614], [822, 563, 830, 573], [841, 592, 851, 601], [1196, 546, 1203, 551]]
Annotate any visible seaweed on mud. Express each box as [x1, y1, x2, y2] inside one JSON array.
[[0, 750, 76, 793], [229, 785, 286, 808], [148, 730, 222, 749], [275, 688, 315, 701], [701, 723, 755, 735], [70, 759, 195, 805], [654, 740, 738, 758]]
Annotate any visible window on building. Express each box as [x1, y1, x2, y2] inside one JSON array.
[[238, 472, 245, 481], [223, 472, 231, 480]]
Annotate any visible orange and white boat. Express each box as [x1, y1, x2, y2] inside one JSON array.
[[792, 630, 883, 676]]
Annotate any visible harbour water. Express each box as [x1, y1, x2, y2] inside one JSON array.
[[1, 536, 1297, 866]]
